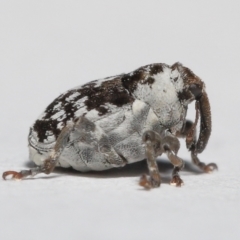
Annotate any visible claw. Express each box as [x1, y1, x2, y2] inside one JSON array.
[[170, 175, 184, 187], [139, 174, 161, 189], [204, 163, 218, 173], [2, 171, 24, 180], [139, 174, 152, 190]]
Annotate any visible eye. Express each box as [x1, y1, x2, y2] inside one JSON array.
[[189, 84, 202, 100]]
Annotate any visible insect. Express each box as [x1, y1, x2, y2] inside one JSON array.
[[2, 62, 217, 188]]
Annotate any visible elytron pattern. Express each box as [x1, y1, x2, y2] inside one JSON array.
[[3, 62, 217, 188]]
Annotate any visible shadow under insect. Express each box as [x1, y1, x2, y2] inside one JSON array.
[[24, 158, 203, 184]]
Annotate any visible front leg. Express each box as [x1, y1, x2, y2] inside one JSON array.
[[191, 150, 217, 173], [162, 134, 184, 187], [180, 120, 218, 173]]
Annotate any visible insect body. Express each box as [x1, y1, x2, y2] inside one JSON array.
[[3, 62, 217, 188]]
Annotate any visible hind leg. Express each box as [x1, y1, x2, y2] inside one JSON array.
[[3, 116, 126, 180], [3, 122, 74, 180]]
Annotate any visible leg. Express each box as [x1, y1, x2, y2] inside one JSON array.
[[180, 119, 218, 173], [139, 130, 185, 189], [3, 122, 74, 180], [191, 150, 217, 173], [162, 134, 184, 187], [3, 116, 127, 180], [139, 131, 162, 189]]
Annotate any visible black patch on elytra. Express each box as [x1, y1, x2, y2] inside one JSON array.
[[43, 101, 61, 120], [144, 77, 155, 87], [122, 69, 145, 93], [83, 78, 134, 113], [33, 76, 133, 142], [97, 106, 108, 116], [33, 119, 61, 143], [122, 63, 166, 93], [149, 64, 164, 75], [42, 90, 77, 120]]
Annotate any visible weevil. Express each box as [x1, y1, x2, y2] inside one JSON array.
[[2, 62, 217, 188]]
